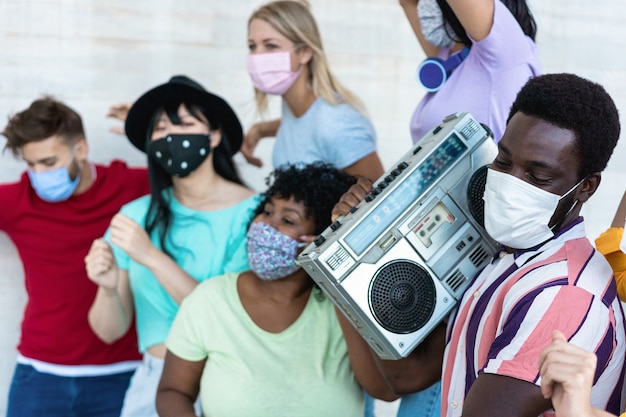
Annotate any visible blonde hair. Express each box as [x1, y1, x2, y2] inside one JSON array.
[[248, 0, 366, 115]]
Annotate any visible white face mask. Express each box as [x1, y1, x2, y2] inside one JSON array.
[[483, 169, 583, 250], [418, 0, 456, 49]]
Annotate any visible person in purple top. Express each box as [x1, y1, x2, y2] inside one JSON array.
[[396, 0, 541, 415], [402, 0, 541, 144]]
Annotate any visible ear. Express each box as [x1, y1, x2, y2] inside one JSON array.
[[75, 138, 89, 162], [209, 130, 222, 149], [576, 172, 601, 204], [296, 45, 314, 66]]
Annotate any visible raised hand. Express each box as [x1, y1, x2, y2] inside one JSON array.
[[85, 238, 119, 290]]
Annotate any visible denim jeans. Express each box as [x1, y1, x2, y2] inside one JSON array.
[[6, 363, 133, 417], [364, 391, 376, 417], [119, 353, 164, 417], [396, 381, 441, 417]]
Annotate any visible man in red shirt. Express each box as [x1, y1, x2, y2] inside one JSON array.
[[0, 97, 150, 417]]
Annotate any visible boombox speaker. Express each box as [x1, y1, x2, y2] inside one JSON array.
[[298, 112, 498, 359]]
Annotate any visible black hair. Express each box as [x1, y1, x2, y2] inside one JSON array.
[[144, 100, 245, 257], [507, 73, 620, 178], [253, 162, 357, 235], [437, 0, 537, 47]]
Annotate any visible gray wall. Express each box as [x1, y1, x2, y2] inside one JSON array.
[[1, 0, 625, 414]]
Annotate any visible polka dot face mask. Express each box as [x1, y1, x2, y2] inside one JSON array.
[[147, 134, 211, 177]]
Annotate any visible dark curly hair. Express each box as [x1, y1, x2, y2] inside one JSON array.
[[507, 73, 620, 178], [253, 162, 357, 235]]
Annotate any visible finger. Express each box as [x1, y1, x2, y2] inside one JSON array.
[[538, 340, 583, 370], [299, 234, 317, 243], [109, 126, 126, 135], [552, 329, 567, 343], [106, 102, 132, 119], [90, 237, 110, 250], [539, 377, 554, 399], [250, 157, 263, 167], [111, 212, 133, 226], [354, 176, 374, 194], [240, 149, 263, 167], [332, 201, 355, 221], [85, 248, 114, 270], [110, 214, 140, 236]]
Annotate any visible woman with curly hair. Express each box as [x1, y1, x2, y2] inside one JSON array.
[[156, 162, 397, 417]]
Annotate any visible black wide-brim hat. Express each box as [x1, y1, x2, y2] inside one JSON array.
[[125, 75, 243, 155]]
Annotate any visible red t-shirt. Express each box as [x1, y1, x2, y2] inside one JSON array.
[[0, 160, 149, 365]]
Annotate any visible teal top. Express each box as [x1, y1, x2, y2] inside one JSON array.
[[106, 190, 259, 352], [167, 272, 364, 417]]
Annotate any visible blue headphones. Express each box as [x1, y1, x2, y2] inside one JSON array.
[[418, 47, 470, 92]]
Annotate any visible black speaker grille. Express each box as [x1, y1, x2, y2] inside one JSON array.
[[467, 165, 489, 227], [369, 260, 436, 334]]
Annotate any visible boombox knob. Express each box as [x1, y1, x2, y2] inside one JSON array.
[[314, 235, 326, 247]]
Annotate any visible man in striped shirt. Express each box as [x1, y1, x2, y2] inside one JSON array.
[[368, 73, 625, 417]]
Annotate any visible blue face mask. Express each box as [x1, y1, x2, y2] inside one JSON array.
[[28, 155, 81, 202]]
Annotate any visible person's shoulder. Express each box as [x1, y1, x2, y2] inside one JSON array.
[[487, 0, 533, 43], [316, 97, 364, 119], [0, 173, 29, 217], [0, 172, 29, 193], [98, 160, 147, 179], [118, 193, 152, 216], [221, 187, 260, 213], [95, 160, 149, 196], [187, 272, 238, 304], [315, 98, 374, 136]]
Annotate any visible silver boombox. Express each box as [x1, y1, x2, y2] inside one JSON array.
[[298, 112, 499, 359]]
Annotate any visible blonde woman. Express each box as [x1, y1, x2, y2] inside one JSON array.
[[242, 0, 385, 182]]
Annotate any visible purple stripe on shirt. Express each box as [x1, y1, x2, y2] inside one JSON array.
[[594, 325, 615, 383], [465, 265, 567, 391], [572, 248, 593, 286], [463, 263, 519, 395], [607, 355, 626, 414], [601, 277, 618, 308]]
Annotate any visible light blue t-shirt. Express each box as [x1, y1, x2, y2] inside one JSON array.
[[106, 191, 259, 352], [273, 97, 377, 170]]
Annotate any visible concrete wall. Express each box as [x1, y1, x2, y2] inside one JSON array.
[[1, 0, 625, 414]]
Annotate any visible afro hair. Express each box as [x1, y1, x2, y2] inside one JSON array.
[[507, 73, 620, 178], [253, 162, 357, 235]]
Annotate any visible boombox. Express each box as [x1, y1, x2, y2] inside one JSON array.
[[298, 112, 499, 359]]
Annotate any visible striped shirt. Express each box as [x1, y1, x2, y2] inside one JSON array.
[[441, 218, 626, 416]]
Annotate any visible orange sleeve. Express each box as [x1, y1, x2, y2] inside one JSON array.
[[595, 227, 626, 302]]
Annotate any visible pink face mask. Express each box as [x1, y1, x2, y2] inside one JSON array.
[[246, 50, 302, 95]]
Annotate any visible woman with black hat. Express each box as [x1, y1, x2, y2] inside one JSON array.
[[85, 75, 258, 417]]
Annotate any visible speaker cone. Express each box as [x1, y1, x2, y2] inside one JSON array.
[[467, 164, 489, 227], [369, 260, 436, 334]]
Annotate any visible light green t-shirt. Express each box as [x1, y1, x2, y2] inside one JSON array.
[[166, 272, 364, 417], [106, 191, 259, 352]]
